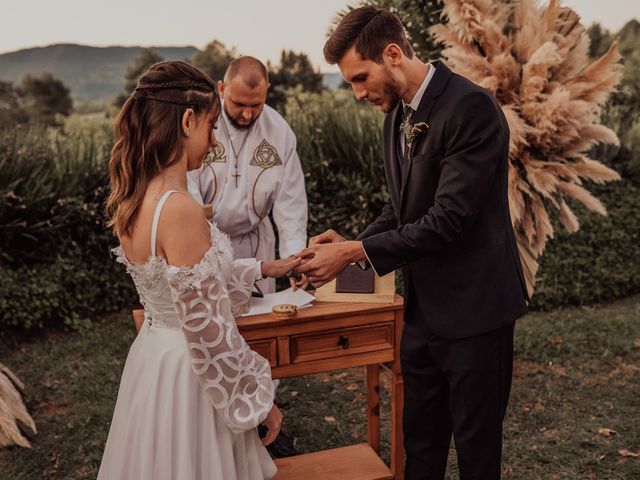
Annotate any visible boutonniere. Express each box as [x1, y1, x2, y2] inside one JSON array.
[[399, 119, 430, 148]]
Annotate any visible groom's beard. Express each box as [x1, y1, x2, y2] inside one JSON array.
[[382, 85, 401, 113], [381, 70, 402, 113]]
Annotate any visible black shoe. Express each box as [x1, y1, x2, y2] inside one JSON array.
[[266, 430, 299, 458]]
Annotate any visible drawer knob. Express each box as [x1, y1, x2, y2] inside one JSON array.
[[337, 335, 350, 349]]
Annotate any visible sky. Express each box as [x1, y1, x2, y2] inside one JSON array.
[[0, 0, 638, 73]]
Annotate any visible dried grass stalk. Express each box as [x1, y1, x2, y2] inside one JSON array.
[[0, 363, 36, 448], [431, 0, 623, 295]]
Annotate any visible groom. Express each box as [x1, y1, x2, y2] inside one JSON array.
[[296, 6, 529, 480]]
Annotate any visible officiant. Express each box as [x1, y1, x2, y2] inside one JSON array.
[[188, 56, 308, 293]]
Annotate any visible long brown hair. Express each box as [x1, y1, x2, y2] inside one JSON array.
[[106, 60, 219, 238]]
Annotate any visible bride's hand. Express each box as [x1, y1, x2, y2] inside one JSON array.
[[290, 273, 310, 291], [261, 256, 302, 279], [261, 404, 283, 446]]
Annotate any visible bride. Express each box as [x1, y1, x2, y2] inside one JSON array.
[[98, 60, 299, 480]]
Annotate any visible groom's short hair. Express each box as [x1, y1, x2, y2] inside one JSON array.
[[324, 6, 414, 65]]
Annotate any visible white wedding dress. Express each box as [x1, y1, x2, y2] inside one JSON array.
[[98, 190, 277, 480]]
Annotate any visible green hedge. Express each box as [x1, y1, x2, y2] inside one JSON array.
[[286, 89, 389, 239], [0, 119, 113, 267], [531, 180, 640, 309], [1, 101, 639, 341], [288, 91, 640, 310], [0, 250, 135, 335], [0, 120, 135, 343]]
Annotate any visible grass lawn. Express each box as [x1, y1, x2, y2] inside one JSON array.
[[1, 295, 639, 479]]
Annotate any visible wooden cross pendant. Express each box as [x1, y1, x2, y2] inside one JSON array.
[[232, 171, 241, 188]]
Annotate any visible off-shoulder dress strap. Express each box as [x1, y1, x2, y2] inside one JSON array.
[[150, 190, 179, 257]]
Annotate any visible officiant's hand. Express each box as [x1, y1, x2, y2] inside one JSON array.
[[261, 404, 283, 446], [262, 256, 302, 279], [308, 228, 346, 246], [295, 241, 366, 287]]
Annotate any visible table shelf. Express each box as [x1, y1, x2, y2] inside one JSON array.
[[273, 444, 393, 480]]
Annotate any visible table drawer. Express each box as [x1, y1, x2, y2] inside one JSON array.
[[291, 323, 394, 364], [247, 338, 277, 367]]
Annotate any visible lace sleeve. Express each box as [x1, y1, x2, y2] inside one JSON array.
[[227, 258, 258, 317], [165, 252, 274, 433]]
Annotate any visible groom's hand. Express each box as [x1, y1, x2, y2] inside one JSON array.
[[308, 229, 346, 246], [296, 241, 365, 286]]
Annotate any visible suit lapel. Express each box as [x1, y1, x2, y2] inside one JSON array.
[[399, 92, 436, 212], [399, 61, 453, 215]]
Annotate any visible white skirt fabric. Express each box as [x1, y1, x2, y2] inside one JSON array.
[[98, 324, 277, 480]]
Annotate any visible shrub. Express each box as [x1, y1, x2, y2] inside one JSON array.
[[0, 119, 136, 342], [1, 96, 638, 341], [285, 89, 389, 238], [284, 91, 640, 310], [0, 120, 112, 267], [0, 250, 136, 337], [531, 180, 640, 309]]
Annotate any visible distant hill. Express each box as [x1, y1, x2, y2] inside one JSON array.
[[0, 43, 345, 103], [2, 18, 638, 104], [0, 44, 198, 101]]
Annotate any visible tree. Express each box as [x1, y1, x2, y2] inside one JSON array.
[[18, 73, 73, 125], [191, 40, 237, 83], [592, 20, 640, 183], [0, 81, 28, 128], [114, 48, 164, 107], [267, 50, 323, 111], [587, 23, 613, 58]]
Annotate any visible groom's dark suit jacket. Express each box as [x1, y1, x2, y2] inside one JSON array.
[[359, 61, 528, 339]]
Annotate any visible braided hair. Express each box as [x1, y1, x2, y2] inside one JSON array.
[[106, 61, 219, 238]]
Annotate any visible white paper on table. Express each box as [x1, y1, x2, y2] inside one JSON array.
[[242, 287, 316, 317]]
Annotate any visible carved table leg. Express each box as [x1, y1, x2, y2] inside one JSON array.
[[366, 364, 381, 454]]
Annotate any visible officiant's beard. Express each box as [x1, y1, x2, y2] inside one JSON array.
[[225, 107, 259, 130]]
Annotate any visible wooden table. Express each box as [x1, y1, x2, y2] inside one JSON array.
[[237, 296, 405, 480]]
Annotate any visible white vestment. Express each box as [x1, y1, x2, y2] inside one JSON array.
[[188, 104, 308, 293]]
